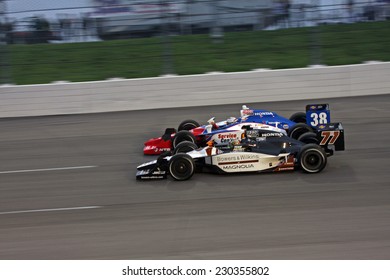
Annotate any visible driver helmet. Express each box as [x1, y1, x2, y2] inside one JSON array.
[[240, 105, 251, 117]]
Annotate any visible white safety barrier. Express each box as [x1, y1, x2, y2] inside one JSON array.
[[0, 62, 389, 118]]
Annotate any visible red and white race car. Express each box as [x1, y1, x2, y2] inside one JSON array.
[[144, 117, 287, 155]]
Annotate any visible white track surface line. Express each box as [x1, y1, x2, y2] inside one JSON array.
[[0, 165, 98, 174], [0, 206, 102, 215]]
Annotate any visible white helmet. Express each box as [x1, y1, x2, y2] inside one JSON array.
[[240, 105, 251, 117]]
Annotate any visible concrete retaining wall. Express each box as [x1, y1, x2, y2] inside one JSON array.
[[0, 62, 389, 118]]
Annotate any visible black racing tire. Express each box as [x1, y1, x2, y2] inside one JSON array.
[[288, 123, 313, 140], [173, 141, 198, 155], [156, 151, 172, 169], [169, 154, 195, 181], [178, 119, 200, 131], [289, 112, 306, 123], [298, 144, 327, 173], [298, 132, 319, 144], [172, 131, 196, 148]]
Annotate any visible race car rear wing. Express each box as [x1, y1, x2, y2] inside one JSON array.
[[306, 104, 330, 127], [316, 122, 345, 151]]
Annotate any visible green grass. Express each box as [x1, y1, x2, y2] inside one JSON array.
[[6, 21, 390, 85]]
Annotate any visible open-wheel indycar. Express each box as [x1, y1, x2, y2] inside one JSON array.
[[137, 124, 345, 181], [143, 104, 339, 155]]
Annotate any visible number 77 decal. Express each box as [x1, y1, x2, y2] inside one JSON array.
[[320, 131, 340, 145]]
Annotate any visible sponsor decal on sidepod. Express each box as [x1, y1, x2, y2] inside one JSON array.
[[216, 154, 260, 171]]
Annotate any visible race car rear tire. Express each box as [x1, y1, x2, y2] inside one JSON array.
[[173, 141, 198, 155], [289, 112, 306, 123], [298, 132, 319, 144], [169, 154, 195, 181], [299, 144, 327, 173], [178, 119, 200, 131], [288, 123, 313, 140], [172, 131, 196, 148]]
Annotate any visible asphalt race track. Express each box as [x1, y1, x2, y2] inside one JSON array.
[[0, 94, 389, 260]]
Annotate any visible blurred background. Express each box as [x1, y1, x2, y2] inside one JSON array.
[[0, 0, 389, 85]]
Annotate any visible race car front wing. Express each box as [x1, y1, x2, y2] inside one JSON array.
[[136, 169, 167, 180]]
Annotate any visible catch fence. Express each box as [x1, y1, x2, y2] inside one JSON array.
[[0, 0, 389, 85]]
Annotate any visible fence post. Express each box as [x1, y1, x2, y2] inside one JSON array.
[[310, 0, 322, 66], [160, 0, 174, 75], [210, 0, 223, 43]]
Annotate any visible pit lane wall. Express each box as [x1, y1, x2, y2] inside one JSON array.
[[0, 62, 389, 118]]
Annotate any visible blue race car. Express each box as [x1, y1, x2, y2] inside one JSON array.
[[237, 104, 333, 139], [144, 104, 344, 155]]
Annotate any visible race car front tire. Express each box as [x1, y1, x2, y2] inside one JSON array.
[[178, 119, 200, 131], [299, 144, 327, 173], [173, 141, 198, 155], [172, 131, 196, 148], [169, 154, 195, 181]]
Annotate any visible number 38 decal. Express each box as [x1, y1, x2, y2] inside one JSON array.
[[320, 131, 340, 145], [310, 112, 329, 126]]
